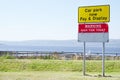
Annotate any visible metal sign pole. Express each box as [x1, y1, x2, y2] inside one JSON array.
[[83, 42, 86, 76], [102, 42, 105, 77]]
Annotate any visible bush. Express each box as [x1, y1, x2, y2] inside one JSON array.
[[1, 55, 15, 59]]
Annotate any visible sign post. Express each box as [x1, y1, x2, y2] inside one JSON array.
[[78, 23, 109, 76], [102, 42, 105, 77], [78, 5, 110, 77], [83, 42, 86, 76]]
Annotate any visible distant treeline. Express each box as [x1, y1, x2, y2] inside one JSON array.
[[0, 51, 120, 60]]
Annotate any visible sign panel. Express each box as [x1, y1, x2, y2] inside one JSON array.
[[78, 24, 108, 33], [78, 5, 110, 23], [78, 23, 109, 42]]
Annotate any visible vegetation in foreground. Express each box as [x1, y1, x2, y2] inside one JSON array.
[[0, 72, 120, 80], [0, 58, 120, 72], [0, 57, 120, 80]]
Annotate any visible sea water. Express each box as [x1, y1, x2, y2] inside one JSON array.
[[0, 45, 120, 54]]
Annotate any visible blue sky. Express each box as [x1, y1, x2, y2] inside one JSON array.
[[0, 0, 119, 41]]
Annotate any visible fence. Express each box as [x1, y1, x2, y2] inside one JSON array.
[[0, 51, 120, 60]]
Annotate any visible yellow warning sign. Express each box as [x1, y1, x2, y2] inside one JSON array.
[[78, 5, 110, 23]]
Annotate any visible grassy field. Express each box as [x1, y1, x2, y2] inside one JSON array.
[[0, 72, 120, 80], [0, 59, 120, 80], [0, 59, 120, 72]]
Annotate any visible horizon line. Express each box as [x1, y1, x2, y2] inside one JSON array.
[[0, 39, 120, 42]]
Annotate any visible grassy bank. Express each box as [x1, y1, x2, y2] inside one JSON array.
[[0, 59, 120, 72], [0, 72, 120, 80]]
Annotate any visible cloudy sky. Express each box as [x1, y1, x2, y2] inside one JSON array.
[[0, 0, 119, 41]]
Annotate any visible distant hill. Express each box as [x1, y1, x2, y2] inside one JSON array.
[[0, 39, 120, 47]]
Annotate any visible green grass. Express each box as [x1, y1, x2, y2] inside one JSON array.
[[0, 59, 120, 80], [0, 59, 120, 72], [0, 72, 120, 80]]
